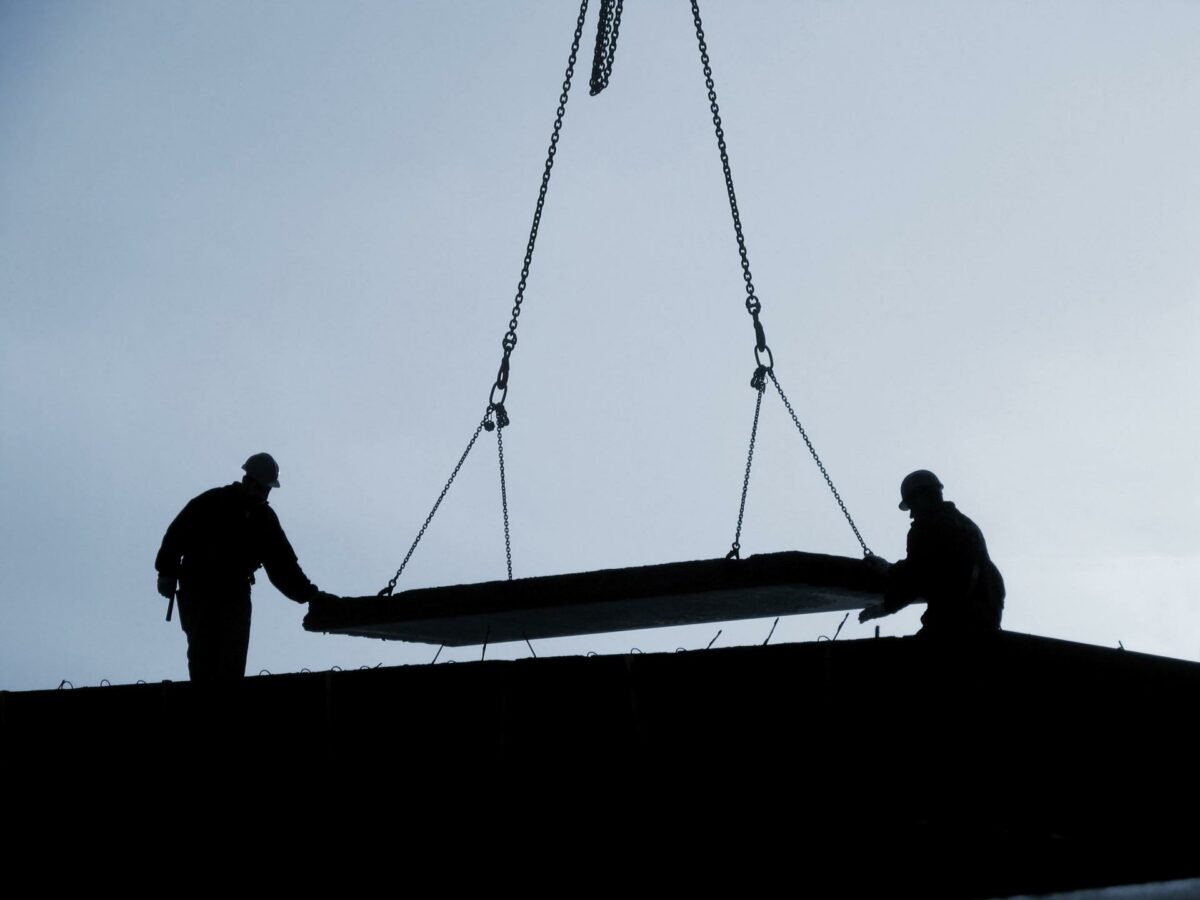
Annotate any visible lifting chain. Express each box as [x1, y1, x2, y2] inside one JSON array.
[[689, 0, 872, 559], [487, 0, 591, 420], [382, 1, 873, 595], [690, 0, 770, 366], [727, 374, 765, 560], [383, 1, 593, 595], [496, 420, 513, 581]]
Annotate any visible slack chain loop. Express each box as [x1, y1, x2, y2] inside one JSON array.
[[589, 0, 624, 95]]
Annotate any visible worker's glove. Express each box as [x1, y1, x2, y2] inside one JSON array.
[[858, 603, 888, 624], [301, 589, 339, 605], [157, 575, 176, 600]]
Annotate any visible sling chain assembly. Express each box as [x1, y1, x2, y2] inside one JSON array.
[[380, 0, 604, 596], [684, 0, 873, 561], [380, 0, 868, 597]]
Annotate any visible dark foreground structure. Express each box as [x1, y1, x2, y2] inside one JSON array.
[[4, 630, 1198, 895]]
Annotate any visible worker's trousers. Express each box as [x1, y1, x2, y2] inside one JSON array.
[[176, 586, 252, 682]]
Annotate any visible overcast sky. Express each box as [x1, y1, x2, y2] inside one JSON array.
[[2, 1, 1197, 691]]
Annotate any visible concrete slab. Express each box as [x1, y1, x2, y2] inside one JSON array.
[[303, 550, 884, 645]]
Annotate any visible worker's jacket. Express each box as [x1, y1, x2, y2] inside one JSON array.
[[884, 501, 1005, 633], [155, 482, 317, 603]]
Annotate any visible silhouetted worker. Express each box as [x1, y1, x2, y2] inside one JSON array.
[[155, 453, 331, 681], [859, 470, 1004, 637]]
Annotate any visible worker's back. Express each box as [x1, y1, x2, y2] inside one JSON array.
[[156, 482, 282, 591], [905, 501, 1004, 635]]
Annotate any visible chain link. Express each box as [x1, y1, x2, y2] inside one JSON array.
[[489, 0, 591, 414], [589, 0, 624, 95], [768, 370, 873, 557], [379, 411, 492, 596], [727, 379, 765, 560], [496, 420, 513, 581]]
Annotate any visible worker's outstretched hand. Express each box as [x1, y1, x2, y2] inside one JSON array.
[[311, 591, 340, 603], [859, 603, 887, 624], [157, 575, 176, 600]]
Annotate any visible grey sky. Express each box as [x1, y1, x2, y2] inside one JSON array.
[[2, 1, 1197, 690]]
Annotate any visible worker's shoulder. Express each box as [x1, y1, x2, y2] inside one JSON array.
[[249, 496, 283, 527], [181, 483, 249, 516], [910, 502, 976, 536], [932, 503, 993, 552], [942, 502, 985, 531], [180, 484, 224, 507]]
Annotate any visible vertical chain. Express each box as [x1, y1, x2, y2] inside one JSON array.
[[768, 370, 873, 557], [728, 382, 765, 559], [496, 423, 513, 581]]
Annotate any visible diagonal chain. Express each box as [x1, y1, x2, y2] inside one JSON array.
[[379, 412, 492, 595], [488, 0, 590, 415], [769, 370, 873, 557]]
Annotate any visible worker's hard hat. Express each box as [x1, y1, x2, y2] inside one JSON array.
[[899, 469, 942, 510], [243, 452, 281, 488]]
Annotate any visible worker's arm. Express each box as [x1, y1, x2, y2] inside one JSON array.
[[258, 507, 322, 603], [858, 554, 892, 623], [858, 520, 945, 624]]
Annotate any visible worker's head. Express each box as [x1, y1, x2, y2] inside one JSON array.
[[899, 469, 943, 516], [242, 452, 281, 495]]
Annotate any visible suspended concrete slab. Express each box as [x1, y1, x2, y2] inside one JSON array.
[[304, 551, 884, 647]]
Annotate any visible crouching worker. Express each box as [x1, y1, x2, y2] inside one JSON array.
[[859, 470, 1004, 637], [155, 452, 335, 681]]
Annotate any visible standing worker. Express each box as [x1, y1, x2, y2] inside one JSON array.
[[155, 453, 333, 681], [859, 470, 1005, 636]]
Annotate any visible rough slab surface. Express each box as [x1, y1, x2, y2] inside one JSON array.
[[304, 550, 885, 645]]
